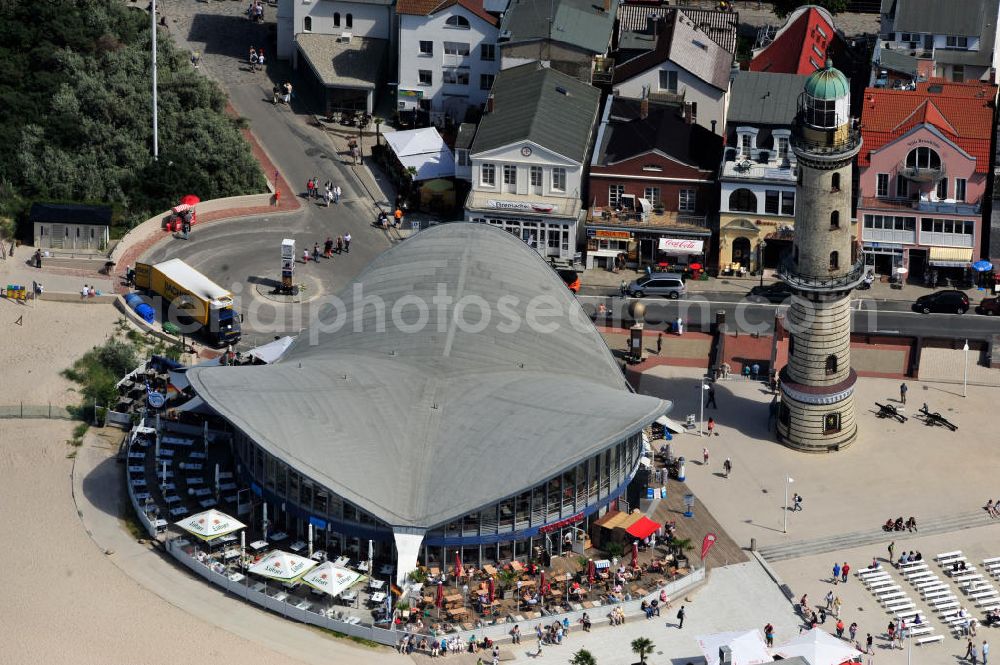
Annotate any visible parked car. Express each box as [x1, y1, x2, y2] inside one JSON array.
[[913, 290, 969, 314], [748, 281, 794, 303], [975, 296, 1000, 315], [626, 273, 686, 299]]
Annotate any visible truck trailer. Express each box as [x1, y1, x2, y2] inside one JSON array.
[[133, 258, 241, 346]]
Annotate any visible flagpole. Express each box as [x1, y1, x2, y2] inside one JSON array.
[[783, 476, 793, 534]]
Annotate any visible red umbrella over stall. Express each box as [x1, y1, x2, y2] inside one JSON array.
[[539, 570, 547, 594], [631, 541, 640, 569], [487, 576, 495, 604], [454, 551, 463, 581], [180, 194, 201, 206], [587, 559, 595, 585], [435, 580, 444, 607]]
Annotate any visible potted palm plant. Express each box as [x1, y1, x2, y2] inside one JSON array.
[[631, 637, 655, 664]]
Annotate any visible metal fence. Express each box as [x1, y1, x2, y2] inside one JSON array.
[[0, 404, 75, 420]]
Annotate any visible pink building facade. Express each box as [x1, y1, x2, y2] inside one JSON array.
[[857, 82, 995, 281]]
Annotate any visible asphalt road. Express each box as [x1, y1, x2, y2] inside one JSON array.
[[576, 292, 1000, 341]]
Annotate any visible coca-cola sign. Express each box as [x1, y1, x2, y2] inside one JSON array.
[[658, 238, 704, 253]]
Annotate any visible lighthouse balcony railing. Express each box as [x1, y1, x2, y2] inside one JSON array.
[[777, 255, 866, 291], [790, 124, 862, 155]]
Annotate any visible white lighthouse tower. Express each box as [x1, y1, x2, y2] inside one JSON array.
[[776, 61, 863, 452]]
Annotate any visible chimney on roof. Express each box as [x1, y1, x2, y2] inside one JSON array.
[[640, 96, 649, 120], [683, 102, 693, 125], [486, 94, 495, 113]]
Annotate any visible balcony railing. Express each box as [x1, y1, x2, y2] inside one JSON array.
[[898, 159, 946, 183], [791, 124, 862, 156], [777, 255, 866, 292]]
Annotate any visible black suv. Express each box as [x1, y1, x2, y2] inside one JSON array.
[[913, 290, 970, 314], [748, 282, 793, 303]]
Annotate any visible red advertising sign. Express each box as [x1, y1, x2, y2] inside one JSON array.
[[701, 533, 718, 560], [538, 512, 584, 534]]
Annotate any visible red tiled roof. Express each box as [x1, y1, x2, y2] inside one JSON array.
[[749, 6, 837, 75], [858, 80, 997, 173], [396, 0, 498, 25]]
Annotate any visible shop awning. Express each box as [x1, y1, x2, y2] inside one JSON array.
[[625, 516, 661, 540], [928, 246, 973, 267]]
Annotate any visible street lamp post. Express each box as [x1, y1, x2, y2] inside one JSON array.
[[963, 340, 970, 397], [782, 476, 794, 534], [759, 240, 767, 288], [699, 377, 710, 436]]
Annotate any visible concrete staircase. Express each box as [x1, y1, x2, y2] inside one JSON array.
[[759, 511, 995, 562]]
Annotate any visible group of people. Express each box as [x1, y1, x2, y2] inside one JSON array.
[[882, 516, 917, 532], [245, 1, 265, 22], [80, 284, 98, 299], [984, 499, 1000, 517], [248, 46, 266, 72], [272, 82, 293, 105], [895, 550, 924, 567], [307, 177, 341, 206], [303, 235, 351, 263], [376, 208, 404, 230]]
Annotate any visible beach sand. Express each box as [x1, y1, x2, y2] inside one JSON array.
[[0, 420, 310, 665], [0, 299, 119, 406]]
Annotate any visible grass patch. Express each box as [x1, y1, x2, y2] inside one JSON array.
[[308, 625, 384, 649], [66, 421, 89, 447], [121, 512, 147, 541]]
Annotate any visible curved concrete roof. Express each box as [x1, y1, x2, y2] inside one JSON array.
[[188, 223, 669, 529]]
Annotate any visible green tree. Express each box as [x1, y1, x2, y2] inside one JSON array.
[[772, 0, 848, 18], [570, 648, 597, 665], [631, 637, 655, 664]]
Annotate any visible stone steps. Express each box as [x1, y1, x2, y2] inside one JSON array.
[[759, 511, 995, 562]]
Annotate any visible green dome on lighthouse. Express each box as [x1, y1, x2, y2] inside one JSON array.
[[804, 60, 849, 100]]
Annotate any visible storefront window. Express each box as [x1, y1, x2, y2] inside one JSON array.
[[300, 479, 313, 510], [561, 469, 575, 513], [288, 470, 300, 505], [531, 486, 545, 525], [515, 492, 530, 530], [463, 512, 479, 536], [265, 455, 276, 490], [499, 498, 514, 532]]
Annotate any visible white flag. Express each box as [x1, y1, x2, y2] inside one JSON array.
[[787, 477, 794, 483]]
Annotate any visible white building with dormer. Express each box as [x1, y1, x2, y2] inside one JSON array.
[[463, 63, 601, 261]]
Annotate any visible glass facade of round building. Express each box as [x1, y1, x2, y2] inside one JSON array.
[[234, 429, 643, 567]]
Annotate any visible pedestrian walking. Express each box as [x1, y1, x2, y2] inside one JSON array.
[[702, 447, 709, 465], [249, 47, 257, 71], [833, 596, 842, 618], [306, 178, 314, 198], [344, 232, 351, 253], [334, 185, 341, 203], [656, 333, 663, 355], [324, 188, 332, 206], [836, 619, 845, 639], [865, 633, 873, 654], [849, 622, 857, 642], [336, 236, 344, 254], [257, 49, 265, 69], [272, 85, 280, 104], [825, 590, 835, 609], [793, 493, 802, 511], [764, 623, 774, 648], [302, 248, 310, 263], [983, 640, 990, 664], [394, 207, 403, 226], [752, 362, 760, 380], [818, 607, 827, 624], [705, 384, 717, 409], [324, 237, 333, 258], [33, 249, 42, 268], [283, 82, 292, 104], [676, 605, 685, 629], [312, 176, 320, 199], [888, 541, 895, 562], [723, 457, 732, 479], [842, 562, 850, 583], [707, 418, 715, 437], [900, 382, 907, 404], [313, 243, 320, 263], [620, 279, 627, 296]]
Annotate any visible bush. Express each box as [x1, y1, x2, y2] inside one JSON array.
[[62, 337, 141, 419], [0, 0, 266, 230]]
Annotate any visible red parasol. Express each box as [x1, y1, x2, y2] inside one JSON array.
[[539, 570, 547, 594], [631, 541, 639, 569], [690, 262, 703, 271], [487, 577, 495, 604], [180, 194, 201, 206], [455, 551, 463, 580], [587, 559, 595, 584], [435, 580, 444, 608]]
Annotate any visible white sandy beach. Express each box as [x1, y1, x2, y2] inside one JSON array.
[[0, 299, 119, 406], [0, 420, 315, 665]]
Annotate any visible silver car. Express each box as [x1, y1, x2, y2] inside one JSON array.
[[626, 273, 686, 299]]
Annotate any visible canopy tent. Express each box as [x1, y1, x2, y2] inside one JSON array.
[[773, 628, 863, 665], [247, 336, 295, 364], [626, 516, 661, 540], [383, 128, 455, 181], [175, 508, 246, 541], [696, 629, 771, 665], [301, 562, 362, 598], [248, 550, 317, 582], [656, 415, 684, 434]]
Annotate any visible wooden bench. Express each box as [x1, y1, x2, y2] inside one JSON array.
[[900, 562, 928, 571], [953, 574, 982, 584], [932, 600, 959, 611], [916, 635, 945, 645], [858, 568, 888, 579], [937, 551, 963, 561], [907, 625, 934, 637], [886, 602, 915, 613], [982, 557, 1000, 565], [869, 580, 897, 590], [967, 589, 997, 600], [915, 581, 947, 591], [977, 598, 1000, 608], [873, 583, 901, 593], [862, 571, 891, 581], [922, 590, 953, 601]]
